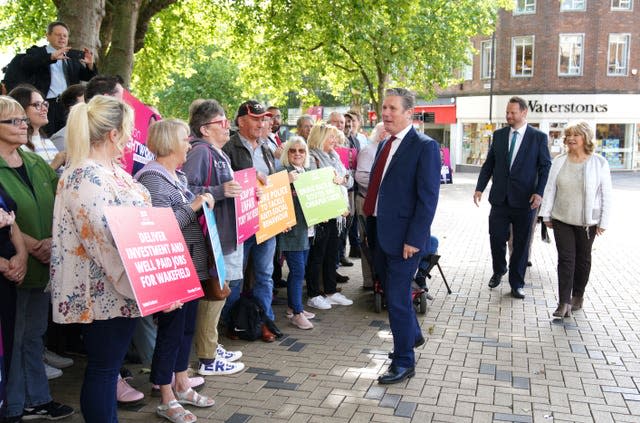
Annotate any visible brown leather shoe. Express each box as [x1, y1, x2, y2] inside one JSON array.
[[571, 296, 583, 311], [261, 324, 275, 342]]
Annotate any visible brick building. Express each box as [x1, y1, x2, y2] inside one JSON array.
[[440, 0, 640, 171]]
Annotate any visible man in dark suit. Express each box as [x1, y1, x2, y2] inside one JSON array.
[[474, 96, 551, 299], [364, 88, 441, 384], [21, 21, 97, 135]]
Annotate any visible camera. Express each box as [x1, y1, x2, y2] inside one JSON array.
[[66, 49, 84, 60]]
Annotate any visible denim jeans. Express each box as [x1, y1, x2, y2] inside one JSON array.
[[243, 235, 276, 321], [283, 250, 309, 314], [5, 288, 51, 418], [221, 278, 243, 328], [81, 317, 137, 423], [150, 300, 198, 385]]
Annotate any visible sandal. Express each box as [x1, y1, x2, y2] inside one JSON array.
[[175, 388, 215, 408], [156, 400, 197, 423]]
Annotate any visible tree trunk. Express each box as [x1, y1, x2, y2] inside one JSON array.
[[55, 0, 105, 62], [100, 0, 142, 87]]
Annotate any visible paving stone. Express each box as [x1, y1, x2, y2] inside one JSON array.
[[379, 393, 402, 409]]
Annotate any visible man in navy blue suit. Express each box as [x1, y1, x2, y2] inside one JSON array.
[[474, 97, 551, 299], [364, 88, 440, 384]]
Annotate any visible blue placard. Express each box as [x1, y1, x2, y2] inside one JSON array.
[[202, 206, 226, 286]]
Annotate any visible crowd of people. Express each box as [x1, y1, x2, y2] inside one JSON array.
[[0, 20, 613, 423]]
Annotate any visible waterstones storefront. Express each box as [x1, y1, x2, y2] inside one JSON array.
[[452, 94, 640, 171]]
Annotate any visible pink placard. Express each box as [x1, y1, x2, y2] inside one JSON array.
[[122, 90, 160, 175], [335, 146, 357, 170], [105, 206, 203, 316], [233, 168, 259, 244]]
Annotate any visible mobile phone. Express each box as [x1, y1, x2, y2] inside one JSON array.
[[66, 49, 84, 60]]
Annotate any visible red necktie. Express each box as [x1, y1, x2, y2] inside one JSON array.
[[363, 136, 395, 216], [275, 133, 282, 146]]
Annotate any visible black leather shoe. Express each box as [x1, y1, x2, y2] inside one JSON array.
[[335, 272, 349, 283], [339, 257, 354, 267], [527, 261, 532, 267], [511, 288, 525, 299], [378, 364, 415, 384], [265, 319, 283, 339], [488, 273, 503, 288], [348, 247, 361, 258]]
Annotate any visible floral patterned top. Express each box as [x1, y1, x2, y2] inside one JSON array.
[[50, 160, 151, 323]]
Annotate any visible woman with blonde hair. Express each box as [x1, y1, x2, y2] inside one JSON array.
[[135, 119, 216, 422], [305, 124, 353, 310], [539, 122, 612, 318], [50, 95, 159, 422]]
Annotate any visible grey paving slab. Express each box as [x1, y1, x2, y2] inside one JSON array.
[[43, 172, 640, 422]]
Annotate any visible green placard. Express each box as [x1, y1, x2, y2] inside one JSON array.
[[293, 167, 349, 226]]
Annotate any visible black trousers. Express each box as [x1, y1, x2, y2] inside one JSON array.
[[306, 220, 338, 297], [552, 219, 597, 304], [44, 97, 66, 136]]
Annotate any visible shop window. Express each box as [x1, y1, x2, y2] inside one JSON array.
[[596, 123, 632, 170], [561, 0, 586, 11], [462, 123, 497, 166], [480, 40, 494, 80], [611, 0, 632, 10], [607, 34, 630, 76], [549, 122, 568, 158], [558, 34, 584, 76], [511, 36, 534, 77], [514, 0, 536, 14]]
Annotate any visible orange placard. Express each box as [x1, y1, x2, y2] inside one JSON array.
[[255, 171, 296, 244]]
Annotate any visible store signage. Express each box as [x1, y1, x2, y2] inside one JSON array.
[[528, 100, 608, 114]]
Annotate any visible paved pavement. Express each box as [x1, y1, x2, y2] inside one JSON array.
[[49, 171, 640, 422]]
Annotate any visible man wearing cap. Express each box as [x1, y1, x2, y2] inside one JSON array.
[[222, 100, 282, 341]]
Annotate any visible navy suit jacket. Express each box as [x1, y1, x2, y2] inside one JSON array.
[[374, 127, 441, 256], [476, 125, 551, 209]]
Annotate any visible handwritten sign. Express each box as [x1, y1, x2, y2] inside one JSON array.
[[292, 167, 348, 225], [202, 205, 226, 285], [233, 168, 259, 244], [105, 207, 203, 316], [122, 90, 160, 175], [255, 171, 296, 244]]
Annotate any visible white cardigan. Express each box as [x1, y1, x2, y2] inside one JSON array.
[[539, 153, 612, 230]]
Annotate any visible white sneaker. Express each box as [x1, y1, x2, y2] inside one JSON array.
[[44, 348, 74, 369], [326, 292, 353, 306], [216, 344, 243, 362], [198, 358, 245, 376], [307, 295, 332, 310], [290, 313, 314, 330], [44, 362, 63, 380]]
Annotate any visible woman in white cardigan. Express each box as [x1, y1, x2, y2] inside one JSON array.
[[539, 122, 612, 318]]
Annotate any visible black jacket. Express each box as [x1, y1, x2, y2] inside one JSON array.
[[222, 132, 276, 174], [21, 46, 97, 97]]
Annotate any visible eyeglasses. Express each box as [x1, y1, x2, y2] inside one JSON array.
[[288, 148, 306, 154], [28, 101, 49, 111], [0, 118, 30, 126], [202, 118, 229, 129]]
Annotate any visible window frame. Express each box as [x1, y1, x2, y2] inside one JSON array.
[[514, 0, 536, 15], [480, 40, 495, 80], [611, 0, 632, 10], [607, 33, 631, 76], [511, 35, 535, 78], [558, 33, 584, 76], [560, 0, 587, 11]]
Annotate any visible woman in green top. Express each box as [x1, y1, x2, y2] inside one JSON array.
[[0, 95, 73, 421]]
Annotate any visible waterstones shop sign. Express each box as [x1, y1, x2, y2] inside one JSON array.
[[528, 100, 608, 114]]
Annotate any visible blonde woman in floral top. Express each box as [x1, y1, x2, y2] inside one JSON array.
[[49, 95, 157, 423]]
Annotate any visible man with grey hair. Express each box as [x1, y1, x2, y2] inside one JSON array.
[[296, 115, 314, 140], [363, 88, 440, 384]]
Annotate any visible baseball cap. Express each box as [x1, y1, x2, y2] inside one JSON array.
[[236, 100, 272, 119]]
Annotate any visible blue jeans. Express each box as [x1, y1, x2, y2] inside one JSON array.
[[221, 278, 243, 327], [283, 250, 309, 314], [5, 288, 51, 418], [150, 300, 197, 385], [243, 235, 276, 321], [81, 317, 137, 423]]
